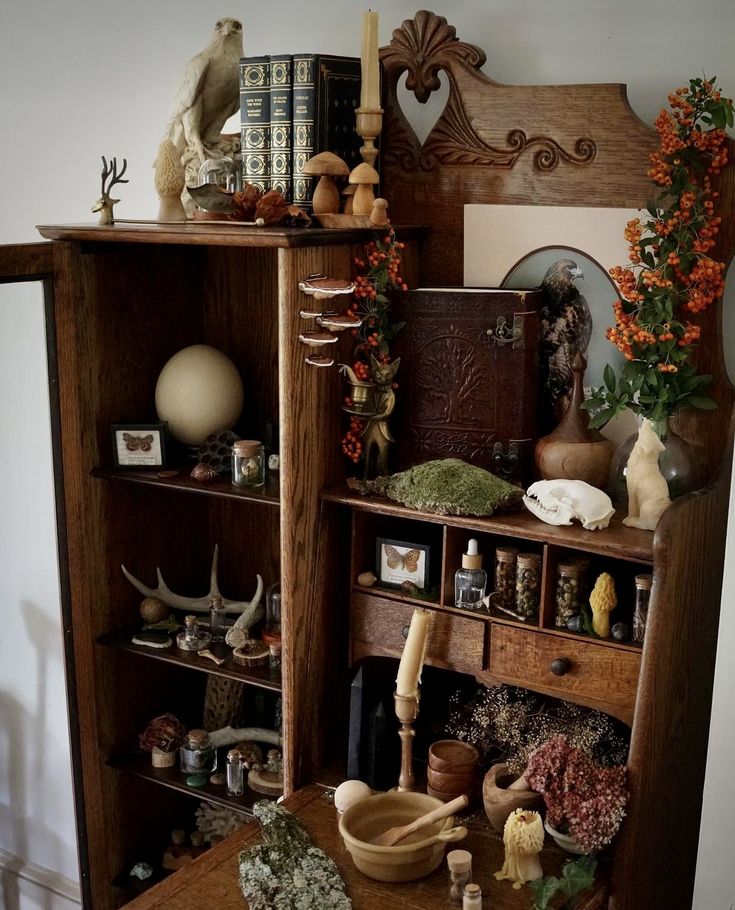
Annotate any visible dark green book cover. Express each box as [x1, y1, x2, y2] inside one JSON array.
[[270, 55, 293, 201], [239, 55, 271, 193], [291, 54, 362, 209]]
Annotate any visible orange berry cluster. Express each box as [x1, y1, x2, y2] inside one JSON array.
[[341, 416, 365, 463], [606, 77, 732, 377]]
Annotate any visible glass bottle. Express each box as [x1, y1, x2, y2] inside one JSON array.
[[209, 594, 227, 642], [455, 539, 487, 611], [264, 581, 282, 643], [197, 155, 240, 192], [447, 849, 472, 903], [226, 749, 244, 796], [232, 439, 265, 488], [176, 614, 211, 651], [180, 729, 216, 774], [463, 883, 482, 909], [494, 546, 519, 615], [269, 641, 282, 671], [515, 553, 541, 621], [554, 562, 583, 628], [633, 573, 653, 643]]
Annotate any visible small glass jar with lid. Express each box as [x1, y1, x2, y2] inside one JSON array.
[[633, 573, 653, 643], [554, 562, 583, 628], [264, 581, 282, 643], [494, 546, 519, 615], [180, 729, 216, 775], [463, 883, 482, 909], [447, 849, 472, 903], [515, 553, 541, 621], [226, 749, 245, 796], [176, 614, 212, 652], [232, 439, 265, 488]]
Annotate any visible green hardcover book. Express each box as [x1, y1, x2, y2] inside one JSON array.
[[239, 55, 271, 193], [270, 55, 293, 201], [291, 54, 362, 210]]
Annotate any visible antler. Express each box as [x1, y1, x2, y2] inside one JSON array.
[[100, 156, 129, 195]]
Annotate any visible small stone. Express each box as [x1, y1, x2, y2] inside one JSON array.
[[186, 773, 208, 788], [191, 463, 218, 483], [357, 571, 377, 587], [612, 622, 631, 642], [210, 772, 226, 786], [129, 862, 153, 880], [566, 615, 584, 634]]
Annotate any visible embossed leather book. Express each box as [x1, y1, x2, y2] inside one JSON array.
[[392, 287, 542, 485]]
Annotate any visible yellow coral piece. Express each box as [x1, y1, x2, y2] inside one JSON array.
[[494, 808, 544, 889], [590, 572, 617, 638]]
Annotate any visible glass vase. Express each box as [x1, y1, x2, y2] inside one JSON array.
[[609, 416, 698, 508]]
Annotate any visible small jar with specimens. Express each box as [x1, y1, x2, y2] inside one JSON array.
[[226, 749, 245, 796], [515, 553, 541, 621], [180, 729, 216, 774], [176, 614, 211, 652], [232, 439, 265, 488], [633, 573, 653, 643], [455, 539, 487, 611], [463, 883, 482, 909], [554, 562, 583, 628], [209, 594, 227, 642], [494, 546, 519, 614], [447, 849, 472, 903], [264, 581, 282, 643]]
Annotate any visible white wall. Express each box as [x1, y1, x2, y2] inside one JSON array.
[[0, 1, 733, 907]]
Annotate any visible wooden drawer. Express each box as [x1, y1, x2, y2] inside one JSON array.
[[488, 624, 640, 722], [351, 592, 485, 673]]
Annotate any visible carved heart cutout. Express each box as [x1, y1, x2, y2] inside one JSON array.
[[395, 70, 450, 147]]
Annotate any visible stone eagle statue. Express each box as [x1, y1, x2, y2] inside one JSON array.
[[162, 17, 244, 166]]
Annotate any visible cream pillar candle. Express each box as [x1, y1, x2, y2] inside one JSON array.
[[360, 10, 380, 110], [395, 608, 430, 697]]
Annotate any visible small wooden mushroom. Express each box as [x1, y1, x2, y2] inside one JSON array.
[[302, 152, 350, 215], [349, 162, 380, 216], [342, 184, 357, 214], [369, 197, 390, 227]]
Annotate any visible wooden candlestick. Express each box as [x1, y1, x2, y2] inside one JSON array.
[[394, 691, 419, 791], [355, 107, 383, 168]]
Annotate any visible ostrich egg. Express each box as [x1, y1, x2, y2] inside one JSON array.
[[155, 344, 244, 445]]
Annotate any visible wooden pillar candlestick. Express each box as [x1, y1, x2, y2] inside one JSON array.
[[394, 692, 419, 791], [355, 107, 383, 168]]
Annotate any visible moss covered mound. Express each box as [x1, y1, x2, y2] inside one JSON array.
[[352, 458, 524, 516]]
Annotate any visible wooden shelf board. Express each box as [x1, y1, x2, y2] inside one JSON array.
[[92, 466, 281, 506], [322, 485, 654, 563], [36, 222, 428, 249], [108, 752, 263, 814], [98, 629, 282, 692]]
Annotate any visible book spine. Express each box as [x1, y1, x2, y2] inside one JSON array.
[[269, 55, 293, 202], [291, 54, 318, 209], [239, 55, 271, 193]]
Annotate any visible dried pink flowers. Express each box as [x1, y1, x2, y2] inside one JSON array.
[[525, 735, 629, 853]]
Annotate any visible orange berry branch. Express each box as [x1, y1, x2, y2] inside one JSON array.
[[341, 230, 408, 463], [585, 77, 733, 428]]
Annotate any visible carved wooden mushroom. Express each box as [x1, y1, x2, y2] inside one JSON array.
[[302, 152, 350, 215], [348, 162, 380, 215], [342, 184, 357, 214]]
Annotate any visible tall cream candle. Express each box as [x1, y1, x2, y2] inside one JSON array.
[[360, 10, 380, 109], [395, 608, 430, 697]]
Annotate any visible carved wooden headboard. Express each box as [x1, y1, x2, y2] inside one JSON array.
[[379, 9, 734, 473]]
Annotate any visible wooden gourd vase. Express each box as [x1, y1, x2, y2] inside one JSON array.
[[534, 352, 614, 489]]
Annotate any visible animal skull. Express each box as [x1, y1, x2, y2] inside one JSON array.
[[523, 479, 615, 531]]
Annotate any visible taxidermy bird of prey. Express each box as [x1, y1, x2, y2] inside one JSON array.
[[540, 257, 592, 420], [163, 18, 243, 165]]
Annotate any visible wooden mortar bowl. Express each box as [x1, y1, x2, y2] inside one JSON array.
[[482, 762, 544, 832], [428, 739, 479, 773]]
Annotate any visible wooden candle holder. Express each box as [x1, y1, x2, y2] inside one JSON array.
[[394, 691, 419, 791], [356, 107, 383, 168]]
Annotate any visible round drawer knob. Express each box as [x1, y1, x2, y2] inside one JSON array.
[[401, 624, 411, 640], [550, 657, 571, 676]]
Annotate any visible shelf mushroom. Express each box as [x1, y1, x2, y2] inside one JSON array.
[[349, 162, 380, 215], [590, 571, 617, 638], [302, 152, 350, 215], [342, 184, 357, 214]]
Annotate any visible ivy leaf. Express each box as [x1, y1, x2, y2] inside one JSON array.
[[685, 395, 717, 410], [529, 875, 562, 910], [559, 855, 598, 899]]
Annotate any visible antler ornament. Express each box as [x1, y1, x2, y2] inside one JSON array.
[[92, 155, 129, 225]]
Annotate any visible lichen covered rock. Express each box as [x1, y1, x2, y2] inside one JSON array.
[[349, 458, 524, 516], [238, 801, 351, 909]]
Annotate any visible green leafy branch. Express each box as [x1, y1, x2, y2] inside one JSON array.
[[528, 855, 597, 910]]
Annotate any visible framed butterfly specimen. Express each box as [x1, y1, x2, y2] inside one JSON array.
[[112, 422, 168, 469], [376, 537, 430, 590]]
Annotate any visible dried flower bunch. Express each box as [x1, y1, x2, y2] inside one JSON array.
[[445, 684, 629, 775], [585, 77, 734, 426], [525, 735, 629, 853], [341, 230, 407, 464]]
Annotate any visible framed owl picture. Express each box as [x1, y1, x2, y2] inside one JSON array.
[[112, 422, 168, 469], [375, 538, 430, 590]]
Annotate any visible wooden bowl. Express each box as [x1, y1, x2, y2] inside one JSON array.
[[428, 740, 479, 773], [338, 791, 467, 882], [482, 762, 544, 832], [426, 766, 477, 794]]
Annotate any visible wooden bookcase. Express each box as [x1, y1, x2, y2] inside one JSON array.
[[2, 12, 733, 910]]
